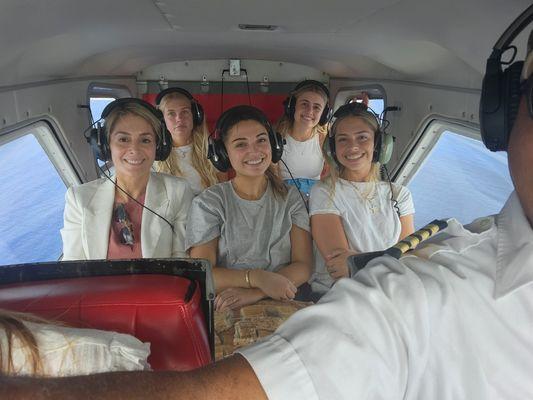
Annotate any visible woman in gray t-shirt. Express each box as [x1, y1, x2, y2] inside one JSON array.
[[186, 105, 312, 311]]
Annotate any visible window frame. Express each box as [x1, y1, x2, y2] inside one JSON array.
[[86, 82, 131, 123], [394, 116, 480, 186], [0, 118, 82, 187], [332, 84, 387, 112], [0, 118, 82, 263]]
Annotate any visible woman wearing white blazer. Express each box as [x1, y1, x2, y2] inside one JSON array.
[[61, 98, 193, 260]]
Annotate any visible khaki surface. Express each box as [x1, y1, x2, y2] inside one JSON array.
[[214, 299, 312, 360]]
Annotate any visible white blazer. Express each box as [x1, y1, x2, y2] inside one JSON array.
[[61, 172, 193, 260]]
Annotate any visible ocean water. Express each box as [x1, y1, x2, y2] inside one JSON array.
[[408, 131, 514, 228], [0, 134, 66, 266]]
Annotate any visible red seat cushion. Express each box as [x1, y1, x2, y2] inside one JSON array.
[[0, 275, 212, 371]]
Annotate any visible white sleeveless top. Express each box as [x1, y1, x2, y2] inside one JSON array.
[[173, 144, 203, 195], [280, 134, 324, 180]]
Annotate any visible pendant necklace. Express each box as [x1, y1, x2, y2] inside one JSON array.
[[349, 180, 378, 214]]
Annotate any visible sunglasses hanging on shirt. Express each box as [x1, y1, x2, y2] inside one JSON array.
[[114, 203, 135, 247]]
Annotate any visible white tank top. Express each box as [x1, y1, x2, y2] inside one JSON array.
[[173, 144, 203, 195], [280, 134, 324, 180]]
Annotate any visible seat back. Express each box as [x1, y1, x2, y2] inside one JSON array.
[[0, 260, 214, 371]]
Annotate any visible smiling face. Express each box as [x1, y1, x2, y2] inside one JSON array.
[[334, 116, 376, 181], [109, 114, 157, 181], [224, 119, 272, 178], [161, 95, 194, 146], [293, 90, 327, 129]]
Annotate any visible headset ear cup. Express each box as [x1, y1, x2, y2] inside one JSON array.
[[207, 137, 230, 172], [372, 129, 382, 163], [378, 132, 394, 165], [271, 131, 284, 163], [503, 61, 523, 148], [480, 60, 524, 151], [98, 125, 110, 162], [326, 135, 339, 165], [87, 127, 105, 162], [156, 125, 173, 161], [193, 102, 205, 126], [284, 96, 296, 120], [319, 105, 332, 125]]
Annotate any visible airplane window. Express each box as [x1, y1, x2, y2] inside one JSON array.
[[407, 130, 513, 228], [0, 132, 67, 266], [346, 93, 385, 116], [89, 97, 116, 122]]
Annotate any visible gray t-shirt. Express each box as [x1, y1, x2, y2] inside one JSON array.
[[186, 181, 309, 272]]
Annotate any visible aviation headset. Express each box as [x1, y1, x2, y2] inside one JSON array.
[[87, 98, 172, 162], [284, 80, 332, 126], [480, 4, 533, 151], [325, 102, 394, 166], [207, 105, 284, 172], [155, 87, 205, 127]]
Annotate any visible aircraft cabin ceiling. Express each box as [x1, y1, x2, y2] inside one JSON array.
[[0, 0, 531, 89]]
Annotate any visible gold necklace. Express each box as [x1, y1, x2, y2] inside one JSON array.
[[348, 180, 378, 214]]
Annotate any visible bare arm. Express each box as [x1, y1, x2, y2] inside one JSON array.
[[276, 225, 313, 286], [190, 229, 307, 302], [311, 213, 351, 258], [1, 355, 267, 400], [190, 238, 253, 292], [399, 214, 415, 240], [312, 213, 355, 280]]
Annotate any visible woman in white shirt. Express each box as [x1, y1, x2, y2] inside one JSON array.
[[276, 80, 331, 197], [310, 102, 415, 293], [62, 98, 193, 260], [187, 105, 312, 311], [153, 87, 224, 195]]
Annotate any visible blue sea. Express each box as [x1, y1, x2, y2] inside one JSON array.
[[0, 134, 66, 266], [408, 132, 513, 228]]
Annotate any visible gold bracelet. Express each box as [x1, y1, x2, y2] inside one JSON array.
[[245, 269, 252, 288]]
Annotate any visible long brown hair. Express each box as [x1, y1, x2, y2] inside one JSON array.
[[0, 309, 47, 376], [154, 92, 218, 189]]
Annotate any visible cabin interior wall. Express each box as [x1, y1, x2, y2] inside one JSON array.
[[330, 79, 481, 170], [0, 78, 137, 182]]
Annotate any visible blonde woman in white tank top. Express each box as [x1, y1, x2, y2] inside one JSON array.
[[276, 80, 330, 197]]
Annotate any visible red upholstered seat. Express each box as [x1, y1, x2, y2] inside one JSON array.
[[0, 274, 212, 371]]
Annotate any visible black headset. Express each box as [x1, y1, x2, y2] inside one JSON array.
[[326, 102, 390, 165], [87, 97, 172, 162], [207, 105, 284, 172], [480, 5, 533, 151], [283, 80, 332, 126], [155, 87, 204, 127]]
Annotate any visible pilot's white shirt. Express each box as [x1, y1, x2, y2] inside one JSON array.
[[239, 191, 533, 400]]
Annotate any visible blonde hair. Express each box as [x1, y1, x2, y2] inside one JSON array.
[[105, 102, 162, 142], [0, 310, 47, 376], [276, 85, 329, 141], [322, 112, 382, 196], [154, 92, 218, 189]]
